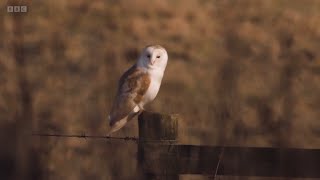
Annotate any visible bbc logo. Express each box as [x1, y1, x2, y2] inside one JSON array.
[[7, 6, 28, 13]]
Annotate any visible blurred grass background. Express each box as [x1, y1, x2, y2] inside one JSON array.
[[1, 0, 320, 179]]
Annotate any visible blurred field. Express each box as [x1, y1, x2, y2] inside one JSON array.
[[1, 0, 320, 179]]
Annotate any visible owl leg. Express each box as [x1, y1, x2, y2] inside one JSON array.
[[127, 105, 141, 122], [138, 104, 144, 111], [135, 104, 145, 118]]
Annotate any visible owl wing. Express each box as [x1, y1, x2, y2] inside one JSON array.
[[109, 65, 150, 126]]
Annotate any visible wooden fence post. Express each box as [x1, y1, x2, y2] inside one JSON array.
[[138, 111, 179, 180]]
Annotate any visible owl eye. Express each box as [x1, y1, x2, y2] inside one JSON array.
[[147, 54, 151, 58], [156, 56, 160, 58]]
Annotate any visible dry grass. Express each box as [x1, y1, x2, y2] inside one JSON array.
[[1, 0, 320, 179]]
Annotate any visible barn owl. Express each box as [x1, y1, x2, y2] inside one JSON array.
[[107, 45, 168, 135]]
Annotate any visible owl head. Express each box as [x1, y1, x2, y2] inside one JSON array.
[[137, 45, 168, 71]]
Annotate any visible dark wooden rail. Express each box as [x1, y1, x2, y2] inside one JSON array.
[[137, 111, 320, 179]]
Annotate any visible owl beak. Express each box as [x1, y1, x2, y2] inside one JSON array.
[[150, 59, 156, 65]]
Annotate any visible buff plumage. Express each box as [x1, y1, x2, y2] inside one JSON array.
[[107, 45, 168, 135]]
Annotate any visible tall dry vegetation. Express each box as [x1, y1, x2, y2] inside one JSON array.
[[1, 0, 320, 179]]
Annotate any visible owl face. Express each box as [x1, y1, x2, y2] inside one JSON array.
[[137, 45, 168, 70]]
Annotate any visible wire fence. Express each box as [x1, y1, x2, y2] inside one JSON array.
[[32, 132, 139, 142], [31, 132, 179, 144]]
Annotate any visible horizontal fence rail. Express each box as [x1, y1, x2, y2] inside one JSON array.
[[140, 144, 320, 178], [138, 111, 320, 179]]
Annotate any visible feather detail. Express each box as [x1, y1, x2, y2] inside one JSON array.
[[108, 65, 150, 127]]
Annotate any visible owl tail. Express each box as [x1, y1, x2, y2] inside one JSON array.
[[107, 111, 140, 136], [107, 116, 128, 136]]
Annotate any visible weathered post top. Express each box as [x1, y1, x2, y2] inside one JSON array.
[[138, 111, 179, 142]]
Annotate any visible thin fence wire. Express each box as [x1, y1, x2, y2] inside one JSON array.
[[32, 132, 139, 142], [31, 132, 177, 144]]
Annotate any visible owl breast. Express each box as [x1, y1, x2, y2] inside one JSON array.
[[140, 71, 163, 107], [141, 79, 160, 106]]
